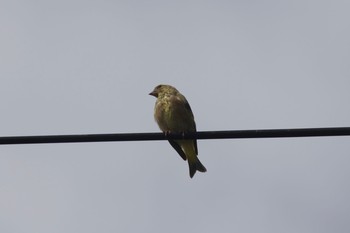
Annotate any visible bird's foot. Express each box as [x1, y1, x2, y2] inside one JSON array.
[[164, 131, 171, 137]]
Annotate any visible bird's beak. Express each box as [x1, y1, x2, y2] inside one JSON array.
[[149, 91, 158, 97]]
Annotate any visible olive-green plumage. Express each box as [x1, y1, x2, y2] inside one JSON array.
[[149, 84, 207, 178]]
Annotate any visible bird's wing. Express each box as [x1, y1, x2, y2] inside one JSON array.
[[168, 140, 187, 160], [176, 96, 198, 156], [183, 99, 198, 155]]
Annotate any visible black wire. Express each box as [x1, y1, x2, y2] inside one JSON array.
[[0, 127, 349, 145]]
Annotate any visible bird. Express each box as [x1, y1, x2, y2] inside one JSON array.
[[149, 84, 207, 178]]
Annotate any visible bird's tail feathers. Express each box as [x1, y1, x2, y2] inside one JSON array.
[[188, 157, 207, 178]]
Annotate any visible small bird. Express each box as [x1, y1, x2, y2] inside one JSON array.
[[149, 84, 207, 178]]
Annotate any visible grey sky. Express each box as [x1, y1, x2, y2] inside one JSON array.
[[1, 1, 350, 233]]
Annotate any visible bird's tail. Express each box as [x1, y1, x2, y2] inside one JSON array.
[[188, 156, 207, 178]]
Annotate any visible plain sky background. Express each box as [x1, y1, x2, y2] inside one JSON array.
[[1, 1, 350, 232]]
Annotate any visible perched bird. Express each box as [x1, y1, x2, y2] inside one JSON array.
[[149, 84, 207, 178]]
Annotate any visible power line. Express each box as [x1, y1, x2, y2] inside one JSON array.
[[0, 127, 349, 145]]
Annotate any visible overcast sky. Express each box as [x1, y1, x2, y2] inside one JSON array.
[[1, 1, 350, 233]]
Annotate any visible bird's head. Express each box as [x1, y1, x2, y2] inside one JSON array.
[[149, 84, 178, 98]]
